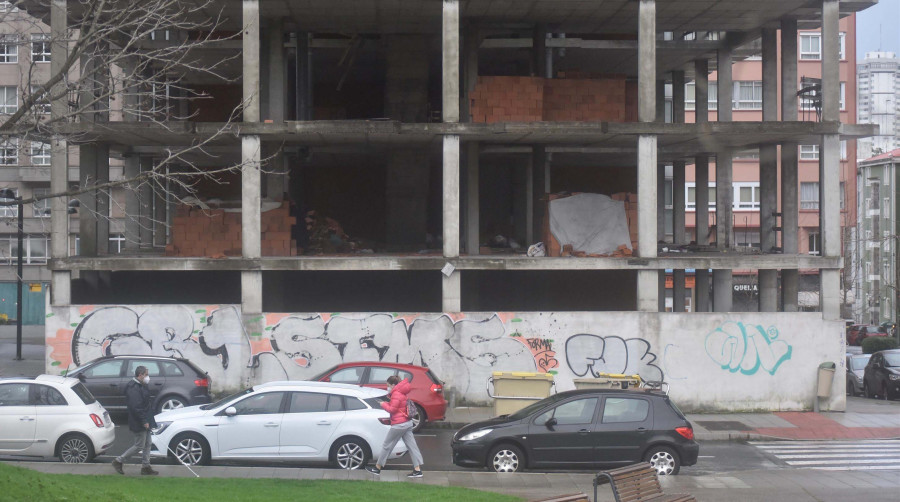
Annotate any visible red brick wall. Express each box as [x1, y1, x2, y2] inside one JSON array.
[[167, 202, 297, 257], [469, 76, 632, 123]]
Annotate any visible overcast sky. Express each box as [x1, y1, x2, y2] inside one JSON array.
[[856, 1, 900, 59]]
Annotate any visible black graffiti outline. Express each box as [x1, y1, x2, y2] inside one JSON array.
[[564, 334, 663, 381]]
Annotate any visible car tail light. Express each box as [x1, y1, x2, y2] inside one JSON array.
[[378, 417, 391, 425], [676, 426, 694, 440], [90, 413, 104, 428], [431, 383, 443, 394], [194, 378, 209, 387]]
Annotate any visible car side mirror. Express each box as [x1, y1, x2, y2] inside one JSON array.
[[76, 373, 86, 382], [225, 406, 237, 417], [545, 417, 557, 429]]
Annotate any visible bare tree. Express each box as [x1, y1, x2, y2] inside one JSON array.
[[0, 0, 249, 223]]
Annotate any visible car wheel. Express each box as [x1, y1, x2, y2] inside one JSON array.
[[644, 445, 681, 476], [881, 383, 889, 401], [331, 437, 370, 470], [846, 378, 853, 396], [158, 395, 187, 414], [58, 433, 94, 463], [170, 433, 210, 466], [410, 403, 426, 432], [489, 444, 524, 473]]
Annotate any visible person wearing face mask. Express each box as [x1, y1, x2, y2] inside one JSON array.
[[365, 375, 424, 478], [112, 366, 159, 476]]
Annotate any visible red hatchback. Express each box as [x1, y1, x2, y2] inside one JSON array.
[[312, 362, 447, 432], [847, 324, 888, 346]]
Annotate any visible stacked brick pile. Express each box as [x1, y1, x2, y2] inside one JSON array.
[[166, 202, 297, 257], [468, 76, 544, 123], [469, 76, 631, 123], [542, 192, 639, 258], [610, 193, 639, 251]]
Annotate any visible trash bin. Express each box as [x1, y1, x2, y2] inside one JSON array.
[[573, 373, 641, 390], [489, 371, 554, 416], [817, 361, 836, 398]]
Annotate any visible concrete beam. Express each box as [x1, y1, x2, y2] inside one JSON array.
[[781, 17, 799, 312], [50, 0, 69, 306], [442, 0, 460, 123]]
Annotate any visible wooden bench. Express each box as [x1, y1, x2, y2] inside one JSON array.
[[532, 494, 590, 502], [593, 463, 695, 502]]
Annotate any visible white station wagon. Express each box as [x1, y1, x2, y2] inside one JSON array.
[[151, 381, 407, 469], [0, 375, 115, 463]]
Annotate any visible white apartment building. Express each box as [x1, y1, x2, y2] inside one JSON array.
[[858, 51, 899, 160]]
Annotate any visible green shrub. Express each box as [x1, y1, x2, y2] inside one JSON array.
[[861, 336, 899, 354]]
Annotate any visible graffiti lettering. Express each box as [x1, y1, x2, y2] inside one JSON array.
[[565, 335, 663, 382], [704, 321, 792, 375]]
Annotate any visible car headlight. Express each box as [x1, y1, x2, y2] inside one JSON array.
[[459, 429, 493, 441], [890, 374, 900, 381], [151, 422, 172, 435]]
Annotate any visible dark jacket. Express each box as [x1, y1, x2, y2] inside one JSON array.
[[124, 378, 157, 432], [380, 379, 412, 425]]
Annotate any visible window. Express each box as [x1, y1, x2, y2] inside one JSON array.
[[839, 182, 845, 210], [800, 33, 821, 60], [28, 236, 47, 262], [0, 383, 30, 406], [328, 367, 364, 384], [343, 396, 366, 411], [734, 150, 760, 160], [0, 138, 17, 165], [840, 141, 847, 160], [368, 367, 413, 384], [685, 82, 718, 111], [686, 183, 716, 210], [31, 34, 50, 63], [884, 197, 891, 219], [29, 86, 50, 115], [0, 35, 17, 63], [288, 392, 336, 413], [808, 231, 821, 255], [601, 397, 650, 424], [71, 383, 96, 405], [161, 361, 183, 377], [800, 182, 819, 210], [736, 183, 760, 209], [32, 385, 67, 406], [534, 397, 598, 426], [233, 392, 284, 415], [109, 233, 125, 253], [84, 360, 124, 378], [127, 359, 161, 377], [800, 145, 819, 160], [734, 81, 763, 110], [0, 86, 16, 113], [30, 141, 49, 165], [839, 32, 846, 60], [0, 188, 16, 217], [840, 82, 846, 110]]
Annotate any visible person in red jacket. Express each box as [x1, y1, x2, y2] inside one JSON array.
[[365, 375, 424, 478]]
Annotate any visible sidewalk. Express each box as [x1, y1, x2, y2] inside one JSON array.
[[8, 460, 899, 502]]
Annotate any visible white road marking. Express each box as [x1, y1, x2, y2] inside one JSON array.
[[752, 440, 900, 471]]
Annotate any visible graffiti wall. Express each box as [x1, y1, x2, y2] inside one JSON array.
[[45, 308, 845, 412]]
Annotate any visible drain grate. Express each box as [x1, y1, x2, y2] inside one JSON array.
[[695, 420, 750, 431]]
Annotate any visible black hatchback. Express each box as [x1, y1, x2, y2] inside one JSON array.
[[451, 389, 699, 475], [66, 356, 212, 414]]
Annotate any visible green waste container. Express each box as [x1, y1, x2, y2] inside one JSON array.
[[817, 361, 836, 398], [489, 371, 555, 416], [573, 372, 642, 390]]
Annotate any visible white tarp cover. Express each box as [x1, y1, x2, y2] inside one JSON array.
[[549, 193, 631, 255]]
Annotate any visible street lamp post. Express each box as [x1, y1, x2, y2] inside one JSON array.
[[15, 196, 22, 361]]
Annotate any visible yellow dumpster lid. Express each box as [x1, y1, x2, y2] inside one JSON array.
[[492, 371, 554, 380], [593, 372, 642, 380]]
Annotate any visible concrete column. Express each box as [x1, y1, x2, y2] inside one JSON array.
[[694, 58, 710, 312], [524, 154, 534, 245], [442, 135, 461, 311], [152, 173, 166, 248], [672, 71, 686, 312], [242, 0, 262, 313], [637, 0, 658, 312], [123, 156, 140, 252], [78, 144, 109, 257], [49, 0, 69, 305], [713, 44, 733, 312], [264, 20, 286, 201], [759, 28, 779, 312], [442, 0, 460, 123], [781, 17, 799, 311], [820, 0, 841, 319], [658, 162, 665, 312]]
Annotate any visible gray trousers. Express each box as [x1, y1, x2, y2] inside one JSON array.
[[377, 420, 423, 468], [117, 429, 152, 466]]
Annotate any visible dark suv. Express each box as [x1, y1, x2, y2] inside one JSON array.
[[451, 389, 698, 476], [66, 356, 212, 414]]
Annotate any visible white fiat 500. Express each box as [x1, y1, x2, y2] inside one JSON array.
[[151, 381, 407, 469], [0, 375, 116, 463]]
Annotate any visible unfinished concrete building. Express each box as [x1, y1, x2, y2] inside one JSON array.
[[33, 0, 877, 411]]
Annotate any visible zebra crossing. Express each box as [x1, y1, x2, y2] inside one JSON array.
[[750, 439, 900, 471]]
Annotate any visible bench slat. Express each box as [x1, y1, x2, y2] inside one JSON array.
[[596, 462, 695, 502], [532, 492, 590, 502]]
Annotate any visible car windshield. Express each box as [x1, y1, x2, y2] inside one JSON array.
[[507, 394, 567, 420], [884, 353, 900, 367], [200, 388, 253, 410], [850, 356, 870, 370]]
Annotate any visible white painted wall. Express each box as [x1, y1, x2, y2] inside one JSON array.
[[46, 307, 846, 412]]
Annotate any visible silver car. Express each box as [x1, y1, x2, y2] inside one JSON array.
[[846, 353, 872, 396]]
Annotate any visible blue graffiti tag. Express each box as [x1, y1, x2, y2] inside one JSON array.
[[704, 321, 792, 375]]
